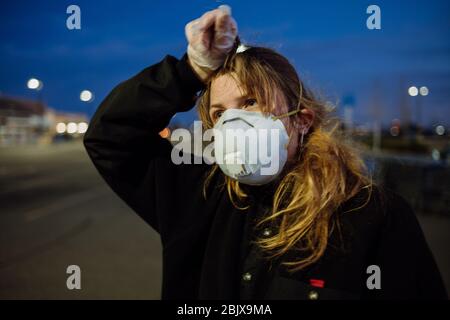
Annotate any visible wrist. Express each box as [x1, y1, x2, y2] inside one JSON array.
[[187, 56, 211, 83]]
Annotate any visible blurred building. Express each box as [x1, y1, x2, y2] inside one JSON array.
[[0, 96, 47, 146], [47, 108, 89, 144], [0, 96, 88, 146]]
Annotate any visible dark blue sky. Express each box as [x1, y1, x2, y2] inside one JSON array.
[[1, 0, 449, 127]]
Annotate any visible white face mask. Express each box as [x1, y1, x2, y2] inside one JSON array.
[[213, 108, 295, 185]]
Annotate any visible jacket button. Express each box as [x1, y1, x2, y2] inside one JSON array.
[[308, 290, 319, 300], [262, 228, 272, 237], [242, 272, 252, 282]]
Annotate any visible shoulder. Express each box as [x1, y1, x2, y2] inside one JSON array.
[[340, 185, 416, 221], [335, 185, 424, 241], [368, 186, 422, 234]]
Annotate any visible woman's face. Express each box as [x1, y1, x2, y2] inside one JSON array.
[[209, 73, 261, 121], [209, 73, 301, 161]]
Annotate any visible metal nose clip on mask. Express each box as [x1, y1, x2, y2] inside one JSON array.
[[212, 108, 299, 185]]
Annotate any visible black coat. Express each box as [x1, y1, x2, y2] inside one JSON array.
[[83, 52, 447, 300]]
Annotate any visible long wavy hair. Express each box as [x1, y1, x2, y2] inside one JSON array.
[[196, 42, 372, 272]]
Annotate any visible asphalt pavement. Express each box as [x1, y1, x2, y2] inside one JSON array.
[[0, 141, 162, 299]]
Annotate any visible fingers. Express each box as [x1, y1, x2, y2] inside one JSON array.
[[218, 4, 231, 15], [186, 6, 236, 50], [186, 9, 219, 41], [213, 13, 238, 51], [195, 5, 233, 31], [185, 5, 238, 71], [197, 9, 220, 31]]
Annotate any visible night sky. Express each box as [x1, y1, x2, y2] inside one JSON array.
[[1, 0, 449, 127]]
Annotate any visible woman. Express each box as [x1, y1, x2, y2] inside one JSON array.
[[83, 6, 447, 299]]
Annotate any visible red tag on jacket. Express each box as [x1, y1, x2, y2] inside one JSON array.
[[310, 279, 325, 288]]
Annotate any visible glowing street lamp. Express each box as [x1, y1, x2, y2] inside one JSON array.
[[27, 78, 43, 91], [80, 90, 94, 103], [67, 122, 78, 134], [419, 86, 429, 96], [408, 85, 429, 128], [435, 125, 445, 136], [77, 122, 88, 134], [56, 122, 67, 134], [408, 86, 418, 97], [27, 77, 44, 104]]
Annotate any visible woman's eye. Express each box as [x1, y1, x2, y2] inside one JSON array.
[[213, 111, 223, 119], [243, 98, 257, 108]]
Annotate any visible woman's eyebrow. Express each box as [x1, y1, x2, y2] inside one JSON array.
[[210, 102, 224, 110], [210, 95, 251, 110]]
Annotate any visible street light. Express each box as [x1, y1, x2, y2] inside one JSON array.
[[435, 125, 445, 136], [56, 122, 66, 134], [27, 77, 44, 104], [67, 122, 77, 134], [80, 90, 94, 103], [80, 90, 95, 122], [27, 78, 43, 91], [419, 86, 429, 96], [77, 122, 88, 134], [408, 85, 429, 129], [408, 86, 418, 97], [408, 85, 429, 97]]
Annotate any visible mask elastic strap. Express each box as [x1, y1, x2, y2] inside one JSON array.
[[270, 108, 302, 121]]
